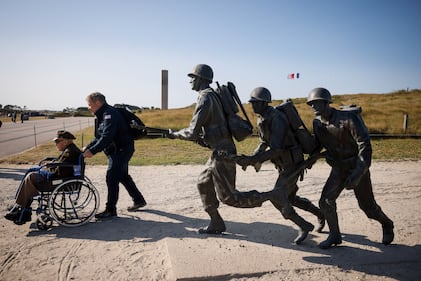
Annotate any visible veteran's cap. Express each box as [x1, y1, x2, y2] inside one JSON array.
[[53, 130, 76, 141]]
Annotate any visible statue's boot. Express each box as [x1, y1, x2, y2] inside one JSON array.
[[292, 197, 325, 233], [375, 210, 394, 245], [269, 191, 314, 244], [319, 211, 342, 249], [366, 206, 394, 245], [289, 213, 314, 245], [319, 233, 342, 249], [382, 222, 394, 245], [198, 209, 226, 234]]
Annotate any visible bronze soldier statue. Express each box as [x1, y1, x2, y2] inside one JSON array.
[[235, 87, 324, 244], [168, 64, 275, 235], [306, 87, 394, 249]]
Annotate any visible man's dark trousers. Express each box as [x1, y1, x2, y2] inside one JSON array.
[[105, 149, 145, 212]]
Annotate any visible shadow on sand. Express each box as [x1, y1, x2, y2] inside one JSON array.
[[0, 167, 28, 181], [26, 208, 421, 280]]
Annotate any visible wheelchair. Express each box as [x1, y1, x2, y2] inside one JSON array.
[[16, 155, 100, 230]]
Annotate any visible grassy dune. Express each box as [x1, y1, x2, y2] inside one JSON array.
[[140, 89, 421, 134], [1, 90, 420, 165]]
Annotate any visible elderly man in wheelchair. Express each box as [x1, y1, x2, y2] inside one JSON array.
[[4, 130, 99, 229]]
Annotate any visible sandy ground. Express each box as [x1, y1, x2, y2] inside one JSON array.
[[0, 161, 420, 281]]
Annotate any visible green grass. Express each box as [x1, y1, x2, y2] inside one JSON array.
[[1, 89, 420, 165], [2, 131, 420, 165]]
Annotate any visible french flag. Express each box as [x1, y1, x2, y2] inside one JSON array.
[[287, 73, 300, 79]]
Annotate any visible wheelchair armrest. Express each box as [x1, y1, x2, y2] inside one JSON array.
[[45, 162, 73, 168], [44, 162, 83, 178]]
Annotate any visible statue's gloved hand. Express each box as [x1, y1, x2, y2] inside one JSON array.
[[325, 155, 336, 167], [344, 167, 364, 189], [307, 151, 326, 169], [196, 137, 210, 148], [345, 158, 369, 189], [233, 155, 251, 167], [166, 129, 177, 139], [161, 129, 171, 138], [233, 155, 259, 171], [253, 161, 262, 172]]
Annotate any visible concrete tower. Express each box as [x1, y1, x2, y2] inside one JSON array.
[[161, 69, 168, 110]]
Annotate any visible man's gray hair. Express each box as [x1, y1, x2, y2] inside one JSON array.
[[86, 92, 106, 104]]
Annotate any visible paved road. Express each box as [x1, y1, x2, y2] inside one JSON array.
[[0, 117, 95, 159]]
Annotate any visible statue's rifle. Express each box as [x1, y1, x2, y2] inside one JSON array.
[[135, 123, 210, 147], [129, 122, 169, 138], [226, 81, 252, 127]]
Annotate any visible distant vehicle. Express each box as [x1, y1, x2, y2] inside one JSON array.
[[29, 111, 45, 117]]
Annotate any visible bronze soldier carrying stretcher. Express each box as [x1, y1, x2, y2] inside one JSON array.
[[167, 64, 324, 244], [306, 87, 394, 249]]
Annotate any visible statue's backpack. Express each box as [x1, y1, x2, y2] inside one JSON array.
[[339, 104, 367, 128], [339, 104, 362, 114], [275, 100, 318, 155], [213, 81, 253, 142]]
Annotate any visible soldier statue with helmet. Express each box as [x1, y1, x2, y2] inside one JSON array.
[[168, 64, 287, 235], [235, 87, 325, 244], [306, 87, 394, 249]]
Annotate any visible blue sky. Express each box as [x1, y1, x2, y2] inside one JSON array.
[[0, 0, 420, 110]]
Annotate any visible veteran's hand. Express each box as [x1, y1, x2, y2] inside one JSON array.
[[83, 149, 93, 158]]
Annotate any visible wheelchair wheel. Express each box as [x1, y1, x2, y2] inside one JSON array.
[[48, 179, 100, 227]]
